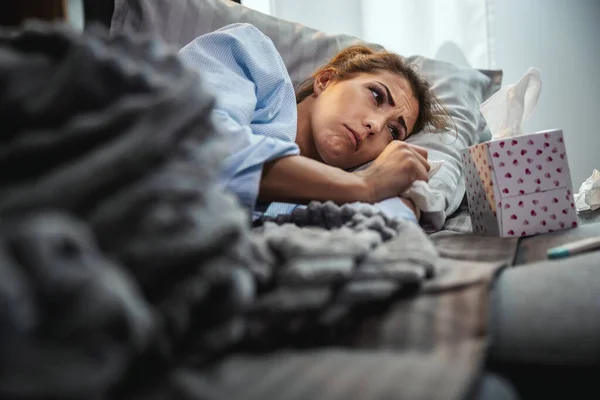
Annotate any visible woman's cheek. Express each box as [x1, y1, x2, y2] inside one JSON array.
[[318, 135, 352, 167]]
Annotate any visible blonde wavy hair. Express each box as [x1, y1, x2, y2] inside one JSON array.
[[296, 45, 451, 135]]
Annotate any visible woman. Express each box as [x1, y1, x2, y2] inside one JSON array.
[[178, 23, 449, 223]]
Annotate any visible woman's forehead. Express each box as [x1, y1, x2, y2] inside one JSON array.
[[361, 70, 414, 94]]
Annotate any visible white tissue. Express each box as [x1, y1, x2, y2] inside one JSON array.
[[401, 160, 446, 212], [353, 159, 446, 214], [480, 67, 542, 139], [574, 169, 600, 212], [428, 160, 444, 178]]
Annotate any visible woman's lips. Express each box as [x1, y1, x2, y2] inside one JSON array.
[[344, 125, 360, 151]]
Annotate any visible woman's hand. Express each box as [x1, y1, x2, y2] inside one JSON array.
[[354, 141, 430, 203]]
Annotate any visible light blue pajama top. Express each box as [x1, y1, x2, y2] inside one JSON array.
[[178, 23, 417, 223]]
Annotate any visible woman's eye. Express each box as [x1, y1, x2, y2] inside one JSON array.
[[369, 87, 384, 105], [388, 125, 401, 140]]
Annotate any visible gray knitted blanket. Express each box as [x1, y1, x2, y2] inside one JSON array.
[[0, 22, 509, 400]]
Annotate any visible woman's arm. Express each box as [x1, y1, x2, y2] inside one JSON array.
[[260, 140, 430, 208], [179, 24, 301, 212], [261, 159, 421, 223], [259, 155, 371, 205]]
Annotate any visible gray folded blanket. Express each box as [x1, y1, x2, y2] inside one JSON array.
[[0, 22, 447, 400]]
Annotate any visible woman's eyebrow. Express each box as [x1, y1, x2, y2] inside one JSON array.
[[377, 81, 408, 136], [377, 81, 395, 107], [377, 80, 408, 134]]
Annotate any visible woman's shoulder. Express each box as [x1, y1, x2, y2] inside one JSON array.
[[213, 23, 272, 43], [183, 23, 278, 57], [180, 23, 289, 80], [179, 23, 295, 124]]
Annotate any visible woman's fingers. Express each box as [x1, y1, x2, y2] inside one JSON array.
[[409, 146, 431, 173], [412, 159, 430, 183], [401, 145, 429, 182], [408, 143, 428, 160], [392, 142, 430, 172], [355, 141, 434, 202]]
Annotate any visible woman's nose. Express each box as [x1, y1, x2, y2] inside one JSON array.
[[364, 117, 383, 137]]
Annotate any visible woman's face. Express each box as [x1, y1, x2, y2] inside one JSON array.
[[310, 70, 419, 169]]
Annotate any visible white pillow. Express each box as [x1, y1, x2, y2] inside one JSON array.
[[405, 56, 502, 222], [111, 0, 383, 88], [111, 0, 502, 224]]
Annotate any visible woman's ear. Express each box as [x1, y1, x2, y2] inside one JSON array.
[[313, 69, 336, 96]]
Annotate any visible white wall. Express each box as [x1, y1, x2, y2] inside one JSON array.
[[264, 0, 600, 189], [271, 0, 363, 39], [242, 0, 272, 16], [68, 0, 84, 31], [494, 0, 600, 188]]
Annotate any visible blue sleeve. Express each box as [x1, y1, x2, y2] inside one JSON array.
[[178, 24, 300, 212], [373, 198, 419, 224]]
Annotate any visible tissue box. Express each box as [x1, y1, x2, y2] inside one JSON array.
[[461, 129, 578, 237]]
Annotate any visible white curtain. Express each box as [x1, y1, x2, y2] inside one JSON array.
[[361, 0, 495, 69], [252, 0, 495, 70], [241, 0, 272, 16]]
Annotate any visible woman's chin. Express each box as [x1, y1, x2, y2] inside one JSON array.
[[318, 147, 356, 169]]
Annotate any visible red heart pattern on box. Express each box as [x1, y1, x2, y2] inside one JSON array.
[[462, 129, 578, 237], [462, 149, 498, 235], [488, 130, 570, 198], [498, 187, 578, 237]]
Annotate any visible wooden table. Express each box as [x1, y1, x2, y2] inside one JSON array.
[[514, 216, 600, 265]]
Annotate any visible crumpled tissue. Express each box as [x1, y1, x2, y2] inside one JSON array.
[[402, 160, 445, 212], [574, 169, 600, 211]]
